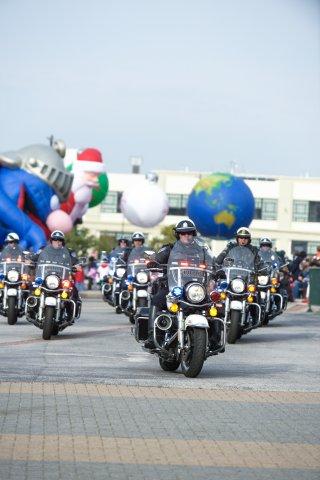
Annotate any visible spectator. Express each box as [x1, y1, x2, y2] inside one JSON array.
[[74, 265, 85, 291], [292, 258, 310, 300], [310, 245, 320, 267], [86, 256, 98, 290]]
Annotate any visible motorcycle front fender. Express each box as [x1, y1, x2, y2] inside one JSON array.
[[185, 314, 209, 329], [7, 288, 18, 297], [230, 300, 243, 310], [45, 297, 57, 307]]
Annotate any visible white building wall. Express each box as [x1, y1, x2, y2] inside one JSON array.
[[82, 170, 320, 257]]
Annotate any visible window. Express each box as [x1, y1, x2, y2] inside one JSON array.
[[100, 191, 122, 213], [308, 202, 320, 223], [291, 240, 307, 255], [167, 194, 188, 216], [292, 201, 309, 222], [307, 242, 320, 256], [254, 199, 278, 221]]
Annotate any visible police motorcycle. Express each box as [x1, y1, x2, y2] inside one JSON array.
[[0, 254, 33, 325], [134, 247, 226, 378], [214, 246, 262, 344], [102, 254, 126, 313], [257, 250, 288, 325], [25, 257, 84, 340], [119, 249, 151, 324]]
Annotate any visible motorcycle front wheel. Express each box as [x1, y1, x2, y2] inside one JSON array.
[[181, 328, 206, 378], [42, 306, 55, 340], [227, 310, 241, 344], [7, 296, 18, 325]]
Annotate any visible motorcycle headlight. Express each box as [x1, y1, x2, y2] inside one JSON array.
[[45, 274, 60, 290], [185, 283, 206, 303], [7, 270, 19, 282], [116, 267, 125, 278], [258, 275, 269, 286], [136, 271, 148, 284], [230, 278, 245, 293]]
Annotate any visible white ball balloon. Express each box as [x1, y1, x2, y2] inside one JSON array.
[[121, 179, 169, 227]]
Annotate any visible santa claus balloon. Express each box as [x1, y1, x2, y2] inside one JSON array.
[[61, 148, 108, 223]]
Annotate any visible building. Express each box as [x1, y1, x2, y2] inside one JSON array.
[[82, 169, 320, 257]]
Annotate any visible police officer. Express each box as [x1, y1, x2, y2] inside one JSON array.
[[109, 237, 131, 262], [259, 237, 284, 266], [0, 233, 24, 261], [144, 219, 212, 349], [215, 227, 262, 271], [36, 230, 81, 317]]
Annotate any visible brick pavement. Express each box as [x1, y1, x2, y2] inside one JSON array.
[[0, 381, 319, 479]]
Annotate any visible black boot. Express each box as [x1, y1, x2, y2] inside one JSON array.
[[144, 305, 158, 349], [144, 330, 156, 349]]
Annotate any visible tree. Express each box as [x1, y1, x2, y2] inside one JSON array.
[[149, 225, 176, 251], [65, 227, 97, 257]]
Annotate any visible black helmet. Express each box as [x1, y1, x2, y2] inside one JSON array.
[[131, 232, 145, 244], [5, 232, 20, 243], [173, 219, 197, 239], [236, 227, 251, 242], [260, 237, 272, 248], [118, 237, 129, 246], [50, 230, 65, 243]]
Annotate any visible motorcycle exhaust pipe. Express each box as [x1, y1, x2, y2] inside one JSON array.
[[155, 314, 172, 331], [26, 296, 38, 308], [103, 284, 112, 294], [120, 290, 130, 302]]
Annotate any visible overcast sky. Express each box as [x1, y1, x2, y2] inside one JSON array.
[[1, 0, 319, 176]]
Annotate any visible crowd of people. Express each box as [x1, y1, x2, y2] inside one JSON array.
[[72, 233, 320, 304], [1, 229, 319, 302]]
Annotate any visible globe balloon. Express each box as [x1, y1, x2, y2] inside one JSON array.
[[187, 172, 255, 239]]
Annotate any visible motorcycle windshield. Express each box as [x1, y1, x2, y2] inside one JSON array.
[[258, 250, 280, 272], [223, 246, 255, 282], [109, 253, 126, 275], [36, 246, 72, 279], [36, 262, 71, 280], [0, 260, 28, 276], [127, 247, 148, 276], [167, 241, 212, 290]]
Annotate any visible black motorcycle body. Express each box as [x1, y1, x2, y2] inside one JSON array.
[[258, 251, 287, 325], [215, 246, 261, 344], [0, 259, 32, 325], [102, 256, 126, 311], [25, 262, 80, 340], [135, 252, 226, 378], [119, 258, 151, 323]]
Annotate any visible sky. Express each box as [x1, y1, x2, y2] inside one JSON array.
[[0, 0, 319, 176]]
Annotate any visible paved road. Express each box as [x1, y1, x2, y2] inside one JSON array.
[[0, 299, 319, 479]]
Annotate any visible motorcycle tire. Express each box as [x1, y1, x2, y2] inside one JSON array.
[[261, 313, 270, 326], [7, 297, 18, 325], [159, 357, 180, 372], [42, 306, 55, 340], [181, 328, 206, 378], [227, 310, 241, 344]]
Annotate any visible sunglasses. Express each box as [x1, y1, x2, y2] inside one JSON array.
[[179, 232, 193, 236]]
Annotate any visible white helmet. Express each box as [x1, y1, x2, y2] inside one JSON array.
[[5, 232, 20, 243], [131, 232, 145, 244]]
